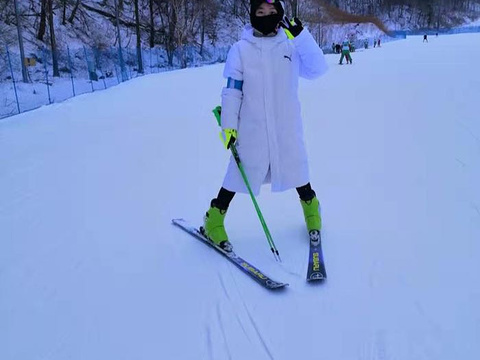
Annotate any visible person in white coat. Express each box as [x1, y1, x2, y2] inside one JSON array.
[[203, 0, 328, 251]]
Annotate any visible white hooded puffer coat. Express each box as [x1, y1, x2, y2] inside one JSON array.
[[221, 25, 328, 195]]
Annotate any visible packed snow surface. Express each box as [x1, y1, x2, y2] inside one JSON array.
[[1, 34, 480, 360]]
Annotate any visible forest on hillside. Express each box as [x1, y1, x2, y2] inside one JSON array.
[[1, 0, 479, 75]]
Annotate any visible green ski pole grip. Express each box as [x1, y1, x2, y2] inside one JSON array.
[[213, 106, 222, 127]]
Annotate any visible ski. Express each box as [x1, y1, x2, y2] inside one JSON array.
[[172, 218, 288, 290], [306, 230, 327, 281]]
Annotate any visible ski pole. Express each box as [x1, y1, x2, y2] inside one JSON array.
[[212, 106, 281, 262]]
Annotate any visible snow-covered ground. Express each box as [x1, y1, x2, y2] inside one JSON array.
[[1, 34, 479, 360]]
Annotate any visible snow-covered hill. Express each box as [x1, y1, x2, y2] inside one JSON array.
[[1, 33, 480, 360]]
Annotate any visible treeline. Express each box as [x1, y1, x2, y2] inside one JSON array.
[[326, 0, 480, 27], [327, 0, 478, 14], [2, 0, 226, 71], [1, 0, 479, 76]]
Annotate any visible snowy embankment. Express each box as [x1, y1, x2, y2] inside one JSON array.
[[1, 34, 479, 360]]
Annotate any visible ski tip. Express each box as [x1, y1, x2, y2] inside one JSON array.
[[172, 218, 186, 225], [267, 282, 289, 290]]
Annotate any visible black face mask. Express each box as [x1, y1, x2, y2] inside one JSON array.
[[251, 13, 283, 36]]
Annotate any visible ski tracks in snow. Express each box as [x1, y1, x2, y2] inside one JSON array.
[[205, 325, 215, 360], [202, 267, 276, 360], [215, 302, 233, 360], [471, 203, 480, 218], [456, 120, 480, 151], [241, 302, 275, 360], [226, 269, 276, 360], [218, 274, 253, 344], [359, 329, 390, 360]]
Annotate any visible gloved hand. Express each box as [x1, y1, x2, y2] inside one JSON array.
[[281, 17, 304, 39], [220, 128, 237, 150]]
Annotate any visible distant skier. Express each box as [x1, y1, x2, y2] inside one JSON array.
[[339, 37, 352, 65], [423, 34, 428, 42], [202, 0, 328, 251], [377, 38, 381, 47]]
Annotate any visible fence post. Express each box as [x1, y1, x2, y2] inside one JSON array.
[[118, 45, 128, 82], [111, 47, 121, 84], [67, 46, 76, 96], [83, 46, 95, 93], [93, 47, 107, 89], [127, 48, 133, 79], [13, 0, 29, 83], [149, 48, 152, 74], [42, 47, 52, 104], [6, 45, 21, 114], [113, 0, 128, 82]]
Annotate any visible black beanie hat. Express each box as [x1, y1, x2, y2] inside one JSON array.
[[250, 0, 285, 23]]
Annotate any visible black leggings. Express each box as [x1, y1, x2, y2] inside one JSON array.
[[213, 183, 316, 210]]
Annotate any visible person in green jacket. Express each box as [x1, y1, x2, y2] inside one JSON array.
[[339, 37, 352, 65]]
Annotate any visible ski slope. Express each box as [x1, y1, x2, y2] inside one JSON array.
[[1, 34, 480, 360]]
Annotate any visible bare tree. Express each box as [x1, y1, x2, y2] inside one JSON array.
[[68, 0, 82, 24], [47, 0, 60, 77], [309, 0, 392, 34], [156, 0, 201, 67], [134, 0, 144, 73], [13, 0, 29, 82], [198, 0, 219, 55], [37, 0, 47, 41], [149, 0, 155, 48], [61, 0, 67, 25]]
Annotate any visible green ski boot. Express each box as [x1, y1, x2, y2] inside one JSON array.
[[202, 201, 233, 252], [300, 197, 322, 242]]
